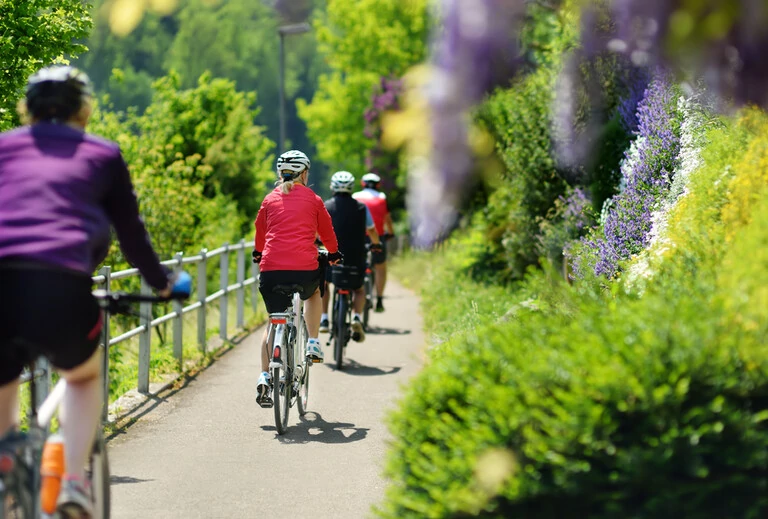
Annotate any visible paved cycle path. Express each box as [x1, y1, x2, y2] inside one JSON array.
[[108, 280, 424, 518]]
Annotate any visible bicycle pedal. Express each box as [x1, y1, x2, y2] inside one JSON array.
[[309, 357, 324, 364]]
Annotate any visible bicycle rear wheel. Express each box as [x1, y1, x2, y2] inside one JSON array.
[[272, 327, 292, 435], [1, 481, 32, 519], [334, 294, 347, 370], [296, 319, 310, 416], [88, 432, 110, 519]]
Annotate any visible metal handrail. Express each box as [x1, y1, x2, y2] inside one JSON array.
[[23, 238, 261, 421]]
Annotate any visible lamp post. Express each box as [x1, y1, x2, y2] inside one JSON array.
[[278, 22, 311, 153]]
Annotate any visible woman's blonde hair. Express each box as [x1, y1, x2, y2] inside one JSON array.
[[278, 169, 306, 194]]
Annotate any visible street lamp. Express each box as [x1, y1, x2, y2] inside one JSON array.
[[278, 22, 311, 154]]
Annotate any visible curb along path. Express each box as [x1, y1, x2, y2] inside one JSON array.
[[107, 279, 424, 518]]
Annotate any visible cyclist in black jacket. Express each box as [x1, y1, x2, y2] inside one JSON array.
[[319, 171, 382, 341]]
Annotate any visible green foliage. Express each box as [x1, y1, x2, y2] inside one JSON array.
[[76, 0, 322, 158], [0, 0, 91, 130], [298, 0, 430, 172], [88, 72, 273, 268], [380, 109, 768, 519], [475, 67, 567, 281]]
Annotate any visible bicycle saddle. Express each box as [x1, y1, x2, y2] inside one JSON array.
[[272, 284, 304, 296]]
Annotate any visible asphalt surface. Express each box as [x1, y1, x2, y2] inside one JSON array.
[[108, 280, 424, 518]]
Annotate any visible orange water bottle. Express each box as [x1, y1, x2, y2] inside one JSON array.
[[40, 433, 65, 514]]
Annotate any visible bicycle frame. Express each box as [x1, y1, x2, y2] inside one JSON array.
[[267, 292, 310, 434]]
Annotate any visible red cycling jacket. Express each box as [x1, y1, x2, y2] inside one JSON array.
[[254, 184, 338, 271]]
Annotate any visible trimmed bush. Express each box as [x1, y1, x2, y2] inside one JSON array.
[[378, 111, 768, 519]]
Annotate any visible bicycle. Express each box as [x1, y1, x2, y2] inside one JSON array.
[[263, 286, 311, 435], [326, 265, 363, 370], [362, 246, 375, 332], [0, 280, 190, 519]]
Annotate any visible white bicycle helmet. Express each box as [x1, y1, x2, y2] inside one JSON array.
[[330, 171, 356, 193], [276, 150, 310, 180], [361, 172, 381, 187]]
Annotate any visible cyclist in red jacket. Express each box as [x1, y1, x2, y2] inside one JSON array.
[[353, 173, 395, 312], [252, 150, 341, 407]]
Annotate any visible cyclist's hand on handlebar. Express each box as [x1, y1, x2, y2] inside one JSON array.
[[327, 251, 343, 265], [252, 250, 262, 264], [159, 271, 192, 299]]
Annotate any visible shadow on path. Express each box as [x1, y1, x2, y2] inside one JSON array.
[[366, 326, 411, 336], [260, 412, 369, 445], [331, 358, 402, 377], [110, 475, 154, 485]]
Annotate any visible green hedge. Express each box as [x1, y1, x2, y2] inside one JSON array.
[[378, 112, 768, 518]]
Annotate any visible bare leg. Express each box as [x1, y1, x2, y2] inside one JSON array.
[[353, 287, 366, 314], [322, 286, 331, 315], [375, 262, 387, 297], [304, 289, 322, 337], [58, 349, 103, 481], [260, 326, 269, 373], [0, 379, 20, 439]]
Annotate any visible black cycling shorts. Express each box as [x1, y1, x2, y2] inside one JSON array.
[[368, 238, 387, 265], [0, 264, 102, 386], [259, 269, 322, 314]]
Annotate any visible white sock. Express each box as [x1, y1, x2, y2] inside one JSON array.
[[353, 312, 362, 321], [308, 337, 320, 345], [321, 313, 328, 321]]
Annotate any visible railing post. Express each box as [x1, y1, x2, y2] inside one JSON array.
[[35, 359, 50, 419], [220, 243, 230, 340], [236, 240, 245, 329], [99, 266, 112, 421], [138, 277, 152, 394], [173, 252, 184, 368], [250, 261, 259, 312], [197, 248, 208, 353]]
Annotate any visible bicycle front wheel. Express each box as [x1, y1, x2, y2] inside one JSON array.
[[88, 432, 110, 519], [272, 328, 292, 435], [334, 294, 347, 370]]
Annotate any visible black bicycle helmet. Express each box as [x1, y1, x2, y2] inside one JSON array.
[[25, 65, 94, 122]]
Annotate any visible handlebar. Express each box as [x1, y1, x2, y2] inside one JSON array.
[[93, 271, 192, 314]]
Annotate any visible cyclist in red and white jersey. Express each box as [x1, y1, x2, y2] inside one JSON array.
[[352, 173, 395, 312]]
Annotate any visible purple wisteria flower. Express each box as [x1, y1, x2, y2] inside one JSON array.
[[585, 0, 768, 108], [365, 76, 403, 177], [409, 0, 528, 247], [573, 71, 681, 278]]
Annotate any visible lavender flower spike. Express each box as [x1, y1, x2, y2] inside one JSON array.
[[409, 0, 526, 247]]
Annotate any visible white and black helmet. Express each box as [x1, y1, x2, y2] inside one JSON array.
[[361, 172, 381, 187], [330, 171, 356, 193], [276, 150, 310, 180]]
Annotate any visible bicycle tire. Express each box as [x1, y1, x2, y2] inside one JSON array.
[[1, 479, 32, 519], [296, 319, 310, 416], [334, 293, 347, 370], [272, 328, 291, 435], [88, 432, 110, 519], [363, 273, 373, 331]]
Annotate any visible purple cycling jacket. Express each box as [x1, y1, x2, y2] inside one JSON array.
[[0, 123, 167, 290]]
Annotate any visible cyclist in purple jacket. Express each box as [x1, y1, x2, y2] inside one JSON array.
[[0, 66, 178, 518]]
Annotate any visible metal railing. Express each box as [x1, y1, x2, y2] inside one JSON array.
[[93, 239, 259, 406], [22, 233, 411, 421]]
